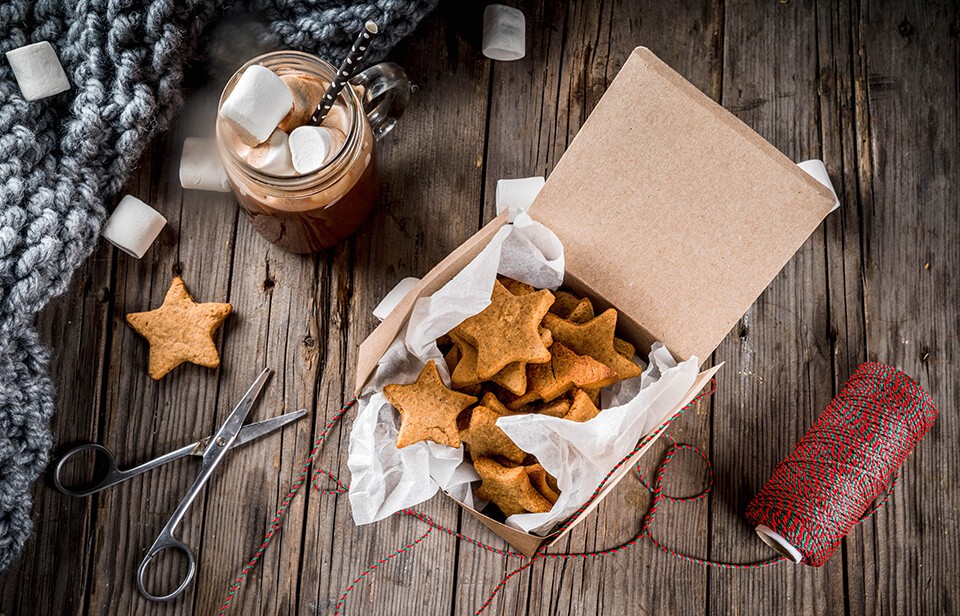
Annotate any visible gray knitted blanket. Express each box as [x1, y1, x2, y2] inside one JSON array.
[[0, 0, 436, 571]]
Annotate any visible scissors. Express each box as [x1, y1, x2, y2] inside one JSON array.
[[52, 368, 305, 602]]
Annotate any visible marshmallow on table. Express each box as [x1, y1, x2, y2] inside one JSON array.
[[373, 277, 421, 321], [482, 5, 526, 61], [179, 137, 232, 192], [289, 126, 342, 174], [219, 64, 294, 145], [5, 41, 70, 101], [101, 195, 167, 258], [242, 129, 297, 176], [496, 176, 545, 220]]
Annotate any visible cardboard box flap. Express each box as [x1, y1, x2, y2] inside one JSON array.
[[528, 47, 836, 363]]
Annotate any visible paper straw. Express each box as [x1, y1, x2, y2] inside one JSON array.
[[308, 21, 379, 126]]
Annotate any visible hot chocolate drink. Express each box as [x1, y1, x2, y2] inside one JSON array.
[[217, 51, 405, 253]]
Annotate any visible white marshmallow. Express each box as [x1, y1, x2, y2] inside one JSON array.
[[243, 129, 297, 176], [482, 5, 526, 61], [5, 41, 70, 101], [219, 65, 294, 145], [179, 137, 232, 192], [496, 176, 545, 220], [101, 195, 167, 259], [797, 159, 840, 212], [373, 277, 421, 321], [289, 126, 337, 175]]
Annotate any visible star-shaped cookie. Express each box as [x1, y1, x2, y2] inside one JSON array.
[[510, 342, 619, 407], [384, 360, 477, 449], [474, 457, 553, 517], [125, 276, 232, 380], [564, 389, 601, 422], [525, 463, 560, 504], [453, 280, 554, 380], [460, 405, 526, 463], [543, 309, 643, 381]]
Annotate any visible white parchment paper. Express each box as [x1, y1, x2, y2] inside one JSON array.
[[347, 211, 699, 535]]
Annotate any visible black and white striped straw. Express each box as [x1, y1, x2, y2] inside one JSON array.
[[308, 20, 379, 126]]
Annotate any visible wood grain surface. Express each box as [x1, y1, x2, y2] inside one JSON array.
[[1, 1, 956, 614]]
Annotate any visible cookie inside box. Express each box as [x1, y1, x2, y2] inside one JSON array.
[[355, 45, 833, 557]]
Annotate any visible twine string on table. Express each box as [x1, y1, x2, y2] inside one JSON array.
[[217, 362, 936, 615]]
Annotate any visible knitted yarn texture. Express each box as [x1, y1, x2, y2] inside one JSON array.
[[0, 0, 436, 572]]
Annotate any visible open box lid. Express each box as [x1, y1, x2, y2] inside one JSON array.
[[527, 47, 836, 363]]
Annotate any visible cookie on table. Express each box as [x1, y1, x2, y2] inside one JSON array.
[[125, 276, 232, 380], [474, 457, 554, 516], [384, 360, 477, 449]]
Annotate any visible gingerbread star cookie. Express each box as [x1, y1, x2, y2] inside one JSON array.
[[526, 463, 560, 504], [384, 360, 477, 449], [460, 406, 527, 463], [125, 276, 232, 380], [449, 331, 527, 394], [453, 280, 553, 380], [474, 457, 553, 516], [510, 343, 619, 407], [549, 291, 594, 323], [543, 309, 643, 381], [564, 389, 601, 422]]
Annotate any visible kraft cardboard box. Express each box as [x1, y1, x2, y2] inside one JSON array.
[[354, 47, 835, 557]]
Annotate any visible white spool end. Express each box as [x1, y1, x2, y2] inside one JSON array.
[[496, 176, 545, 220], [755, 525, 803, 564], [5, 41, 71, 101], [482, 5, 526, 61], [101, 195, 167, 259], [373, 277, 421, 321]]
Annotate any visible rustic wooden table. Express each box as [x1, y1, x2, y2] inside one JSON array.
[[2, 1, 957, 614]]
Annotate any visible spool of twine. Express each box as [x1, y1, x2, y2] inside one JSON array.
[[745, 362, 938, 566]]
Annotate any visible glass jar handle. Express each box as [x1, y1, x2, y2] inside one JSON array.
[[349, 62, 411, 139]]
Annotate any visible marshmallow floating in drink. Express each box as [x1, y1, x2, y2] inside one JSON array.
[[482, 5, 526, 61], [242, 129, 297, 176], [219, 65, 294, 145], [5, 41, 70, 101], [101, 195, 167, 258], [179, 137, 231, 192], [289, 126, 345, 174]]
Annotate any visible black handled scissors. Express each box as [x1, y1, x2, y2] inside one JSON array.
[[52, 368, 304, 602]]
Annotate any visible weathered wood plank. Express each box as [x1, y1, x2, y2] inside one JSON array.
[[708, 0, 845, 614], [454, 1, 724, 615], [293, 10, 492, 616], [83, 106, 240, 615], [845, 2, 960, 614], [0, 245, 114, 616]]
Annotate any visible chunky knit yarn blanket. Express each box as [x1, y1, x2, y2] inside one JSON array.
[[0, 0, 436, 571]]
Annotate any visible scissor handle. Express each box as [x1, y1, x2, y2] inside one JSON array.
[[136, 530, 197, 602], [52, 443, 129, 497], [53, 441, 197, 498]]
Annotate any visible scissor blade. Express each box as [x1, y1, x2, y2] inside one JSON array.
[[190, 410, 307, 456], [235, 410, 307, 447], [210, 368, 272, 450]]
